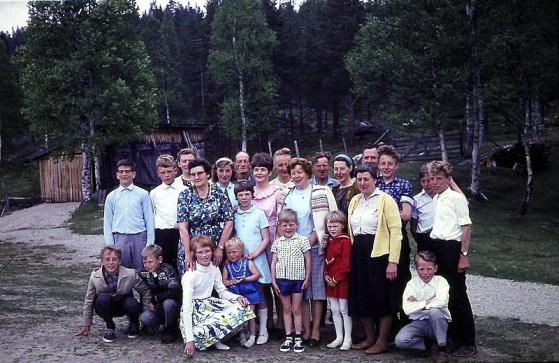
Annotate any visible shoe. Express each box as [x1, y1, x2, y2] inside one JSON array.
[[352, 340, 373, 350], [365, 342, 389, 355], [280, 335, 294, 352], [293, 336, 305, 353], [214, 341, 230, 350], [103, 329, 116, 343], [308, 338, 321, 347], [239, 330, 248, 345], [452, 345, 477, 357], [126, 324, 139, 339], [244, 336, 256, 348], [256, 332, 269, 345], [435, 351, 449, 363], [340, 341, 352, 351], [327, 339, 342, 348]]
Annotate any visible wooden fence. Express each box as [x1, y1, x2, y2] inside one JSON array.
[[394, 131, 463, 162], [39, 154, 83, 202]]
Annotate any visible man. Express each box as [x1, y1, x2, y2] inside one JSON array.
[[104, 159, 155, 271], [176, 148, 197, 186], [235, 151, 256, 185], [361, 143, 380, 168], [428, 160, 476, 357], [149, 154, 186, 266], [310, 151, 340, 189]]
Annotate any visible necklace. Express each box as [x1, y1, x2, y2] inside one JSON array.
[[229, 259, 246, 276]]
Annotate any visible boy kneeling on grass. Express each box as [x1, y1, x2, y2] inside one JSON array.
[[395, 251, 451, 363], [139, 245, 181, 344], [75, 246, 151, 343]]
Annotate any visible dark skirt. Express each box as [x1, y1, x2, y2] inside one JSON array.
[[348, 234, 400, 318]]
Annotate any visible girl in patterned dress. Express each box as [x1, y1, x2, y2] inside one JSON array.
[[222, 237, 262, 348], [180, 235, 255, 357]]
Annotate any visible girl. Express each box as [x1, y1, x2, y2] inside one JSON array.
[[222, 237, 262, 348], [234, 180, 272, 344], [323, 211, 352, 350], [180, 235, 254, 357]]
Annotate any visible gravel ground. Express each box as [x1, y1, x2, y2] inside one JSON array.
[[1, 202, 558, 362]]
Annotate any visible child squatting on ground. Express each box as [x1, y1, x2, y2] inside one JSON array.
[[222, 237, 262, 348], [395, 250, 451, 363], [271, 208, 311, 353], [75, 245, 152, 343], [138, 244, 181, 344]]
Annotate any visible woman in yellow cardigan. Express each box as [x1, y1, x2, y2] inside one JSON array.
[[347, 164, 402, 355]]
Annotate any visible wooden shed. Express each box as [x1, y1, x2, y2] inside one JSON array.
[[37, 153, 83, 203]]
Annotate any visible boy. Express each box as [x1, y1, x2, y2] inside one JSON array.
[[139, 245, 181, 344], [234, 180, 271, 344], [428, 160, 476, 357], [410, 163, 436, 252], [104, 159, 155, 271], [75, 246, 151, 343], [395, 251, 451, 363], [176, 147, 197, 186], [149, 154, 185, 266], [271, 208, 311, 353]]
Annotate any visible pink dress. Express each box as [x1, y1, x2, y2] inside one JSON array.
[[252, 184, 279, 263]]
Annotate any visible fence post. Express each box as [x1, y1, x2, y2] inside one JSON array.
[[1, 179, 9, 215], [294, 140, 300, 157]]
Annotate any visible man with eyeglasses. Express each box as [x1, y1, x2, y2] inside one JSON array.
[[104, 159, 155, 271]]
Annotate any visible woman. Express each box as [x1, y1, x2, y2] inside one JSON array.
[[176, 148, 197, 187], [277, 157, 338, 347], [270, 147, 293, 188], [331, 153, 360, 216], [177, 159, 234, 276], [181, 235, 255, 356], [211, 157, 238, 210], [347, 164, 402, 355]]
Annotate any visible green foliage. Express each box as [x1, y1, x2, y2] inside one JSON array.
[[67, 202, 103, 235], [208, 0, 279, 146], [17, 0, 158, 157]]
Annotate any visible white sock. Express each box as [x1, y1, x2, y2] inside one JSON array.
[[258, 308, 268, 336]]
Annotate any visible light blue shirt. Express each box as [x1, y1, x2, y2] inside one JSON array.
[[284, 185, 314, 246], [218, 181, 239, 210], [310, 176, 340, 189], [104, 184, 155, 245]]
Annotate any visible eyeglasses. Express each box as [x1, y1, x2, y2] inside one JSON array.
[[189, 171, 207, 178], [117, 169, 134, 174]]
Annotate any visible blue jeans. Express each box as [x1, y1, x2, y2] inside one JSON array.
[[140, 299, 179, 329], [94, 292, 142, 330]]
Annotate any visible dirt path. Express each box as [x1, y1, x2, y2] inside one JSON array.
[[1, 203, 558, 362]]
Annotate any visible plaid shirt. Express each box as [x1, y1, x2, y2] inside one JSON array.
[[103, 268, 118, 293], [377, 177, 414, 210]]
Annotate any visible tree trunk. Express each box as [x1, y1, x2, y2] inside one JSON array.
[[232, 33, 247, 151], [439, 130, 448, 161], [315, 107, 322, 132], [465, 95, 474, 157], [517, 98, 535, 215], [81, 144, 92, 203], [345, 94, 357, 146]]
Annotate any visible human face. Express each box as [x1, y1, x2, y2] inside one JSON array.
[[356, 171, 377, 196], [189, 166, 209, 189], [431, 171, 450, 194], [333, 161, 352, 184], [178, 153, 196, 176], [195, 246, 213, 266], [312, 157, 330, 181], [157, 166, 176, 186], [420, 175, 435, 196], [143, 255, 163, 273], [253, 166, 270, 184], [217, 164, 233, 185], [235, 152, 250, 175], [362, 148, 379, 167], [290, 164, 310, 189], [116, 166, 136, 188], [281, 220, 298, 239], [326, 221, 343, 238], [226, 247, 243, 263], [101, 251, 121, 275], [378, 155, 399, 181], [416, 258, 437, 284], [274, 154, 290, 180], [236, 190, 253, 210]]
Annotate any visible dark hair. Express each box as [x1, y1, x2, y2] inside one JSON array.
[[312, 151, 332, 164], [251, 152, 274, 172], [188, 158, 212, 175], [116, 159, 135, 171], [354, 164, 378, 179], [211, 157, 236, 183], [234, 180, 255, 196], [419, 163, 431, 178], [377, 144, 400, 162]]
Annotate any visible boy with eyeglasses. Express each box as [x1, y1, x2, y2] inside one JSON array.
[[104, 159, 155, 271]]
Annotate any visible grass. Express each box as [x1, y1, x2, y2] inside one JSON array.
[[67, 202, 104, 235]]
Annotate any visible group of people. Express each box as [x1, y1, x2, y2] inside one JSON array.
[[74, 143, 476, 362]]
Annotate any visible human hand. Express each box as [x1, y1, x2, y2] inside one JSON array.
[[184, 341, 195, 356], [237, 296, 250, 307], [458, 255, 469, 273], [386, 262, 397, 281], [148, 302, 156, 312], [425, 295, 434, 305], [74, 326, 91, 337], [213, 248, 224, 265], [184, 254, 195, 271], [245, 252, 254, 260], [272, 282, 280, 295], [302, 278, 309, 290], [407, 295, 417, 302]]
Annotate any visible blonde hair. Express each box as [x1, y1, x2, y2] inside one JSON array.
[[225, 237, 245, 252], [325, 210, 347, 227], [141, 244, 163, 259], [100, 245, 122, 260], [278, 208, 298, 224]]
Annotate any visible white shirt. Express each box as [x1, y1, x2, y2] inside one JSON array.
[[349, 188, 381, 235], [430, 187, 472, 241], [412, 189, 434, 233], [149, 178, 185, 229], [402, 275, 451, 321]]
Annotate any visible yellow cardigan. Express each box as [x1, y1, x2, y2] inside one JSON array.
[[347, 190, 403, 264]]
